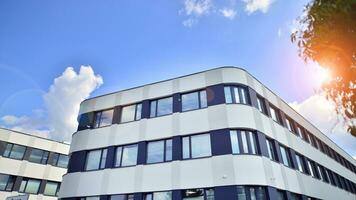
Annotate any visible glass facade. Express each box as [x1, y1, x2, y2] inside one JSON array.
[[182, 134, 211, 159]]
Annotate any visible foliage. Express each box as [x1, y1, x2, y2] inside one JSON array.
[[291, 0, 356, 136]]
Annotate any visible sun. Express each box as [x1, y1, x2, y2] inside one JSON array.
[[312, 62, 331, 87]]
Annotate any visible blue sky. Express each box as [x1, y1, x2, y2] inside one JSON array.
[[0, 0, 354, 156]]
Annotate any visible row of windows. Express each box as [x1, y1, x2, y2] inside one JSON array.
[[1, 141, 69, 168], [77, 130, 355, 195], [0, 174, 60, 196], [80, 84, 355, 174], [264, 137, 356, 193], [74, 185, 320, 200]]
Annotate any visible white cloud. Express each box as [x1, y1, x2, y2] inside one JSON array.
[[183, 18, 197, 27], [0, 66, 103, 142], [220, 8, 237, 20], [183, 0, 212, 16], [242, 0, 274, 14], [290, 93, 356, 157]]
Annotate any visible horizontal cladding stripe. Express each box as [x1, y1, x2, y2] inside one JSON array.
[[65, 128, 356, 195], [59, 185, 324, 200], [74, 82, 356, 175]]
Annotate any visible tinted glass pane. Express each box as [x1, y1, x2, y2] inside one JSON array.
[[191, 134, 211, 158], [165, 139, 172, 161], [266, 140, 274, 160], [230, 131, 240, 154], [250, 188, 256, 200], [29, 149, 44, 164], [240, 88, 247, 104], [94, 112, 102, 128], [241, 131, 249, 153], [150, 101, 157, 117], [237, 186, 247, 200], [280, 146, 290, 167], [233, 87, 241, 103], [121, 144, 138, 166], [51, 153, 59, 165], [19, 180, 26, 192], [182, 92, 200, 111], [255, 187, 265, 200], [121, 105, 136, 123], [276, 190, 287, 200], [25, 179, 41, 194], [0, 174, 9, 190], [286, 118, 293, 132], [5, 176, 14, 191], [99, 109, 114, 127], [9, 144, 26, 159], [224, 87, 232, 103], [157, 97, 173, 116], [147, 141, 164, 163], [115, 147, 123, 167], [44, 182, 58, 196], [85, 150, 102, 170], [248, 132, 257, 154], [205, 189, 214, 200], [183, 189, 204, 199], [57, 154, 69, 168], [153, 191, 172, 200], [100, 149, 107, 169], [145, 194, 153, 200], [42, 151, 49, 164], [307, 160, 315, 177], [296, 155, 303, 172], [3, 144, 12, 157], [86, 197, 100, 200], [182, 137, 190, 159], [110, 195, 126, 200], [136, 104, 142, 120], [200, 90, 207, 108]]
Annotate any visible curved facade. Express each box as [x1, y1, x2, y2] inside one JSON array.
[[60, 67, 356, 200], [0, 128, 70, 200]]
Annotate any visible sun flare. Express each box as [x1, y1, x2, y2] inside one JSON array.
[[312, 62, 331, 86]]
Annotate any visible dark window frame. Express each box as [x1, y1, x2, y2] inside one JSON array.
[[149, 96, 173, 118], [224, 85, 250, 105], [182, 133, 212, 160], [146, 138, 173, 164], [114, 144, 139, 168], [230, 130, 259, 155], [120, 103, 143, 123], [181, 90, 208, 112], [84, 148, 108, 171], [2, 143, 27, 160], [93, 108, 114, 128]]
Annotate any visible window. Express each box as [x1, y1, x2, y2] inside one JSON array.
[[230, 130, 258, 155], [279, 145, 291, 167], [3, 143, 26, 160], [0, 174, 15, 191], [94, 109, 114, 128], [85, 149, 107, 171], [150, 97, 173, 117], [289, 193, 302, 200], [224, 86, 249, 104], [307, 159, 315, 177], [43, 181, 60, 196], [269, 105, 281, 124], [295, 154, 305, 173], [266, 138, 277, 161], [182, 134, 211, 159], [28, 149, 49, 164], [121, 103, 142, 123], [285, 117, 295, 133], [296, 126, 303, 139], [182, 188, 214, 200], [115, 144, 138, 167], [276, 190, 287, 200], [147, 139, 172, 164], [50, 153, 69, 168], [110, 194, 134, 200], [144, 191, 172, 200], [181, 90, 207, 111], [256, 96, 268, 115], [236, 186, 266, 200], [316, 165, 324, 180], [80, 197, 101, 200], [19, 178, 41, 194]]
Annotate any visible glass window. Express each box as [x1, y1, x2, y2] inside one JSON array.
[[50, 153, 60, 166], [28, 149, 49, 164], [316, 165, 325, 181], [110, 194, 134, 200], [230, 130, 258, 155], [115, 144, 138, 167], [266, 138, 277, 161], [43, 181, 59, 196], [182, 189, 214, 200], [236, 186, 247, 200], [147, 139, 172, 164], [182, 134, 211, 159], [256, 96, 267, 114], [94, 109, 114, 128], [83, 197, 100, 200], [295, 154, 304, 173], [280, 145, 291, 167], [144, 191, 172, 200], [269, 105, 281, 124], [85, 149, 107, 171], [276, 190, 287, 200], [121, 103, 142, 123], [3, 143, 26, 160], [285, 117, 294, 133], [181, 90, 207, 111], [150, 97, 173, 117], [57, 154, 69, 168], [19, 179, 41, 194], [224, 86, 249, 104], [296, 126, 303, 138], [0, 174, 15, 191], [307, 159, 315, 177]]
